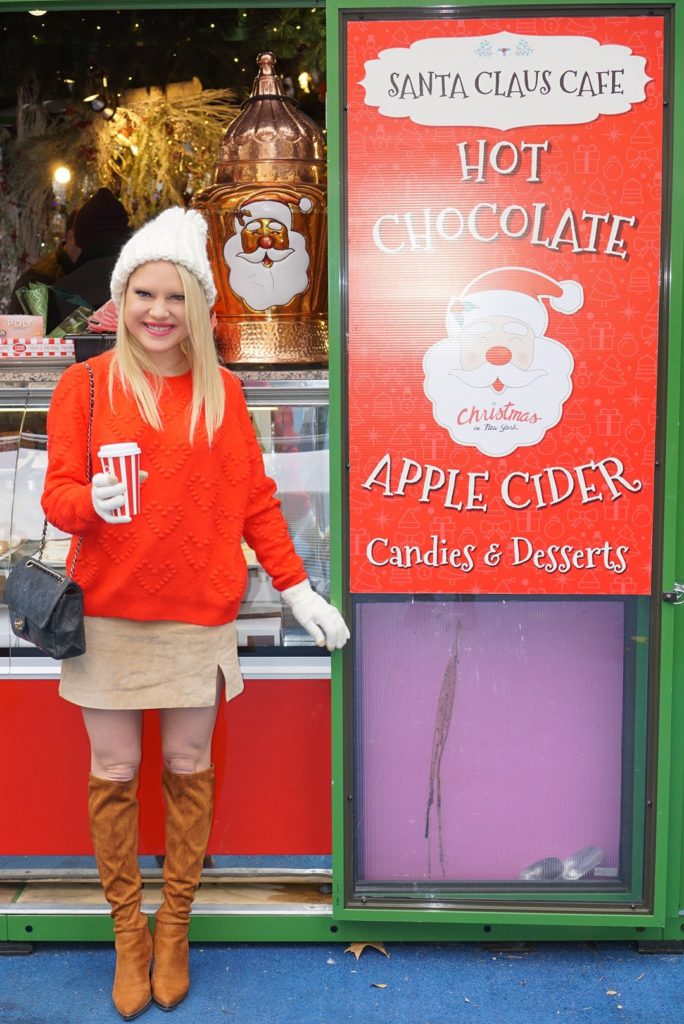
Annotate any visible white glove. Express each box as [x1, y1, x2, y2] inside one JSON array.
[[281, 580, 350, 651], [91, 471, 129, 524], [91, 470, 148, 525]]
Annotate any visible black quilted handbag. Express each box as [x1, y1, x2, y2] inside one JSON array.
[[5, 363, 94, 660], [6, 560, 86, 659]]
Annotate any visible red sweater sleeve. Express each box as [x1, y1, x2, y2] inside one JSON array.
[[228, 375, 307, 592], [41, 362, 100, 534]]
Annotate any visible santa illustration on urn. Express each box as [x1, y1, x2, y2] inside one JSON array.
[[223, 195, 313, 312]]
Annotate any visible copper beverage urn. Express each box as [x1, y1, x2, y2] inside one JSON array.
[[192, 52, 327, 365]]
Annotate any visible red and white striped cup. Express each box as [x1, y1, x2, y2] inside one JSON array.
[[97, 442, 142, 519]]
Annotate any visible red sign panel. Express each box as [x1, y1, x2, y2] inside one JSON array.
[[346, 13, 665, 595]]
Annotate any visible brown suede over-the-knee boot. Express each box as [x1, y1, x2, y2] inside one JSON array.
[[88, 774, 153, 1020], [152, 765, 214, 1010]]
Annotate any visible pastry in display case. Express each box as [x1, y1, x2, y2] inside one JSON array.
[[0, 375, 330, 664]]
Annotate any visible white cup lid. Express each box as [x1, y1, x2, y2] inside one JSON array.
[[98, 442, 141, 457]]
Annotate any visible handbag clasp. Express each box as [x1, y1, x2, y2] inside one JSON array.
[[25, 559, 67, 583]]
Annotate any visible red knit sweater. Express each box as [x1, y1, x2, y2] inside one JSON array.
[[42, 352, 307, 625]]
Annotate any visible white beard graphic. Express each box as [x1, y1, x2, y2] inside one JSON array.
[[223, 231, 310, 311], [423, 335, 574, 457]]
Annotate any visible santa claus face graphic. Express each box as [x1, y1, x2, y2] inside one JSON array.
[[223, 197, 311, 312], [456, 314, 537, 384], [423, 268, 583, 457]]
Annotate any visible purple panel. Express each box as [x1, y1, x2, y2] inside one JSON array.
[[355, 600, 625, 882]]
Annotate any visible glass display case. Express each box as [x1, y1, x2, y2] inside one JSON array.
[[0, 373, 330, 674]]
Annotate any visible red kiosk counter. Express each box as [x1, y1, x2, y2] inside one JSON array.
[[0, 370, 337, 942]]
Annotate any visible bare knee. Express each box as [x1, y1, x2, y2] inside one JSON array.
[[163, 751, 209, 775], [161, 707, 216, 774], [91, 759, 141, 782], [163, 733, 212, 774], [82, 708, 142, 782]]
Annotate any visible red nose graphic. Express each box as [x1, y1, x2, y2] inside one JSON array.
[[258, 236, 274, 249], [486, 346, 512, 366]]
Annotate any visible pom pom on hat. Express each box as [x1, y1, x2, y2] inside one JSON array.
[[110, 207, 217, 308]]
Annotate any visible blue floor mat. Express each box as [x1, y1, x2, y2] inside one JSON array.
[[1, 940, 682, 1024]]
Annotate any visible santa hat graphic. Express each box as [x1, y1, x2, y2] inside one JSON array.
[[446, 266, 584, 338], [235, 194, 313, 231]]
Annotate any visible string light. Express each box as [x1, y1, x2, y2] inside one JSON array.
[[298, 72, 312, 94], [53, 165, 71, 185]]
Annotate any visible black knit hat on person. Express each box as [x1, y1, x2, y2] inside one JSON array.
[[73, 188, 130, 249]]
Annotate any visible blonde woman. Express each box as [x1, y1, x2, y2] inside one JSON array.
[[42, 207, 349, 1020]]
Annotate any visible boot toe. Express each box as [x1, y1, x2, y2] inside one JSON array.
[[152, 921, 190, 1009], [152, 986, 189, 1011], [113, 928, 153, 1020], [113, 989, 152, 1020]]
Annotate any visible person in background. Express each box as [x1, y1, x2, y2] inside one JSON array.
[[41, 206, 349, 1019], [8, 208, 81, 314], [46, 187, 130, 332]]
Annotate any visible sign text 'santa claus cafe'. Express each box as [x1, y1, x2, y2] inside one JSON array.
[[345, 15, 665, 595]]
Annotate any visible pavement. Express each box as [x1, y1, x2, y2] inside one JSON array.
[[1, 938, 683, 1024]]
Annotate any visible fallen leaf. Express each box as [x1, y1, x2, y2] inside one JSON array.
[[371, 983, 388, 989], [345, 942, 390, 960], [606, 990, 618, 996]]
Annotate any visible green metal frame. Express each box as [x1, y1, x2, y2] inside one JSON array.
[[326, 0, 684, 938], [2, 913, 667, 944]]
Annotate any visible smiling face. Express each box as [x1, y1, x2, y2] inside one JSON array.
[[123, 260, 189, 374]]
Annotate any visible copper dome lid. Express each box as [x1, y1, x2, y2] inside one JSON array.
[[215, 52, 326, 184]]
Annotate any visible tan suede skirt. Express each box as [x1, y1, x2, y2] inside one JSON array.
[[59, 616, 244, 710]]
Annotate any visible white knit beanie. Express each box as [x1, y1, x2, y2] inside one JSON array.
[[110, 207, 217, 308]]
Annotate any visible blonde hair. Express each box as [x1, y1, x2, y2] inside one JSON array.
[[109, 262, 225, 444]]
